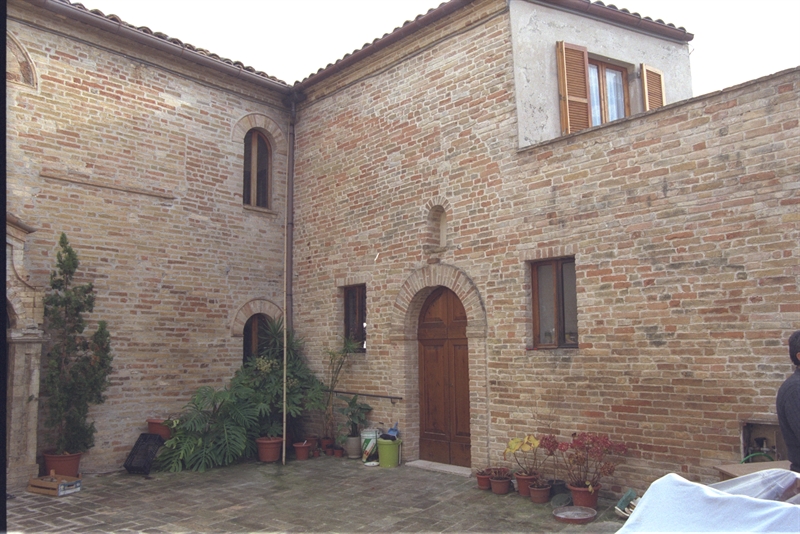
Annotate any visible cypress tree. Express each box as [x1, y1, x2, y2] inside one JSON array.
[[43, 233, 113, 454]]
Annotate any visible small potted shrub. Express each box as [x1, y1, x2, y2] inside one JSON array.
[[504, 434, 553, 499], [488, 467, 513, 495], [475, 466, 510, 490], [321, 337, 359, 444], [336, 394, 372, 459], [556, 432, 628, 509], [41, 234, 113, 477]]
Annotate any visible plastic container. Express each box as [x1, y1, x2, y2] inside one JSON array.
[[361, 429, 379, 463], [377, 438, 402, 468]]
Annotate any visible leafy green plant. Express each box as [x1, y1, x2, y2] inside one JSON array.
[[42, 233, 113, 454], [155, 377, 258, 472], [322, 337, 359, 438], [336, 394, 372, 438], [155, 317, 324, 472], [235, 317, 324, 438]]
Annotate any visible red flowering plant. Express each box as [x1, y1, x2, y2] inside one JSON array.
[[504, 434, 555, 488], [557, 432, 627, 493], [539, 433, 569, 481]]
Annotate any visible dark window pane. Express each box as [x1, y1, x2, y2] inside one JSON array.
[[562, 260, 578, 345], [243, 131, 252, 205], [256, 133, 269, 208], [537, 263, 555, 345], [344, 285, 366, 350]]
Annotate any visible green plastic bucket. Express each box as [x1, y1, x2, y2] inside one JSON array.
[[377, 438, 401, 468]]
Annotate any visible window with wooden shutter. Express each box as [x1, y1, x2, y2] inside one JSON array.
[[243, 129, 270, 209], [642, 64, 665, 111], [556, 41, 591, 135]]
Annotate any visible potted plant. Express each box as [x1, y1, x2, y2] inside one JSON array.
[[336, 394, 372, 459], [41, 233, 114, 477], [557, 432, 628, 509], [504, 434, 553, 498], [236, 317, 324, 461], [320, 337, 359, 444], [475, 466, 510, 490], [489, 468, 513, 495]]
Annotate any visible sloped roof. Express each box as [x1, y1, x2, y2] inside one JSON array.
[[31, 0, 692, 93]]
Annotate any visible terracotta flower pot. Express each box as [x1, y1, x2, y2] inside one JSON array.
[[568, 483, 601, 509], [514, 473, 537, 497], [333, 447, 344, 457], [529, 484, 552, 504], [146, 418, 171, 441], [490, 477, 511, 495], [476, 472, 492, 490], [43, 451, 82, 477], [255, 437, 283, 463], [293, 442, 312, 461]]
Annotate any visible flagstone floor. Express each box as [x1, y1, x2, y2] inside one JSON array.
[[7, 455, 626, 533]]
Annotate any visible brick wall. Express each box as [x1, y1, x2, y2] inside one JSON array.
[[6, 2, 290, 473], [293, 0, 799, 494]]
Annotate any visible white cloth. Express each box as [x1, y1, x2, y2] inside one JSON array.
[[617, 471, 800, 533]]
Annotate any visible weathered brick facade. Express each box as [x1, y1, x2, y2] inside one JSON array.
[[6, 0, 799, 496], [7, 0, 290, 477], [292, 0, 800, 494]]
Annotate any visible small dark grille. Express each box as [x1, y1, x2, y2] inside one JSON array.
[[123, 433, 165, 475]]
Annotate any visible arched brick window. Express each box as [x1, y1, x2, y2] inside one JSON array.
[[243, 313, 271, 363], [243, 129, 270, 209]]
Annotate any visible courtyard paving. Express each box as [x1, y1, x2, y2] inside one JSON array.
[[7, 455, 627, 533]]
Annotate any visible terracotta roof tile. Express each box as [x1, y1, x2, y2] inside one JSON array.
[[51, 0, 289, 86]]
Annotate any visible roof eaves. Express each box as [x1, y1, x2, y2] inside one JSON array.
[[294, 0, 475, 91], [30, 0, 293, 94], [536, 0, 693, 42]]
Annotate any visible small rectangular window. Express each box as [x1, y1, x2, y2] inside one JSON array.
[[532, 258, 578, 349], [344, 284, 367, 351]]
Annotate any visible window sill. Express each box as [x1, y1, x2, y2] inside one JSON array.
[[243, 204, 278, 217]]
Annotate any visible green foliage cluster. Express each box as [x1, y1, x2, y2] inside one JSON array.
[[237, 317, 324, 438], [43, 233, 113, 454], [154, 378, 257, 472], [336, 394, 372, 438], [156, 317, 323, 472], [322, 336, 360, 438]]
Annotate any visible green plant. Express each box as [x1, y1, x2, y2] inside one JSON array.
[[336, 394, 372, 438], [236, 317, 324, 438], [504, 434, 555, 488], [42, 233, 113, 454], [155, 378, 258, 472], [321, 337, 359, 438]]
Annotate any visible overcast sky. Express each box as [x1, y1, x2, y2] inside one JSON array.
[[81, 0, 800, 96]]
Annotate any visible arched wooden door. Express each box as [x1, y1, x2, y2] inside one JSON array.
[[418, 287, 470, 467]]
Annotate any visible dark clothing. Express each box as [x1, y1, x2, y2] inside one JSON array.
[[777, 367, 800, 472]]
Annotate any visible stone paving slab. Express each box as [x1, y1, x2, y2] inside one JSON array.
[[7, 456, 627, 533]]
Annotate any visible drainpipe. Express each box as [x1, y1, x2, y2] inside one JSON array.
[[281, 92, 302, 464]]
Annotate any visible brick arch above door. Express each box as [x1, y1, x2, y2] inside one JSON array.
[[230, 298, 283, 337], [390, 263, 487, 342], [389, 263, 490, 469]]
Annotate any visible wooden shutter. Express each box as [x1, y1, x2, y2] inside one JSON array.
[[642, 64, 665, 111], [556, 41, 591, 135]]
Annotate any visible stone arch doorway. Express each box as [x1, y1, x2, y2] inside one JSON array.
[[390, 263, 488, 468], [418, 287, 470, 467]]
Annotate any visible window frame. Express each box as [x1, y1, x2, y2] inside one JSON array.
[[344, 284, 367, 352], [243, 313, 270, 364], [243, 129, 271, 210], [531, 258, 579, 350], [588, 59, 630, 126]]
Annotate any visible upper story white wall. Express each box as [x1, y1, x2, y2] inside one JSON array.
[[510, 0, 693, 147]]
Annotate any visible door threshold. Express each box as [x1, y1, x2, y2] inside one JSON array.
[[405, 460, 472, 477]]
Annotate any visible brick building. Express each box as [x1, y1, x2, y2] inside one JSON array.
[[6, 0, 799, 496]]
